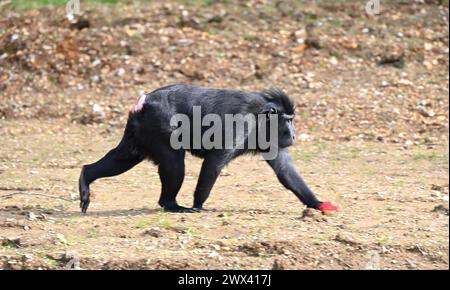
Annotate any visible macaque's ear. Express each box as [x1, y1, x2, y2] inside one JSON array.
[[261, 103, 278, 115]]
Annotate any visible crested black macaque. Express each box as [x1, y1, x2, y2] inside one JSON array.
[[79, 84, 338, 214]]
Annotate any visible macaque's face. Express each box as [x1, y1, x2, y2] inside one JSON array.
[[263, 104, 295, 149], [277, 113, 295, 148]]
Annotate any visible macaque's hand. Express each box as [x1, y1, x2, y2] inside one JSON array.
[[318, 201, 338, 214], [79, 168, 91, 213]]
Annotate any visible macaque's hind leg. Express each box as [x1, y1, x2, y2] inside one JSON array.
[[157, 149, 194, 213], [79, 148, 143, 213]]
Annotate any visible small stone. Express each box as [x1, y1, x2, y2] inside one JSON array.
[[64, 251, 81, 269], [424, 43, 433, 51], [92, 59, 102, 66], [27, 212, 37, 221], [91, 75, 100, 83], [329, 56, 338, 66], [432, 204, 449, 215], [208, 250, 222, 260], [92, 103, 103, 113], [404, 140, 413, 147], [272, 259, 285, 270], [22, 254, 33, 262], [293, 29, 307, 44], [116, 68, 126, 77], [176, 39, 193, 46], [143, 227, 163, 238], [302, 208, 316, 218]]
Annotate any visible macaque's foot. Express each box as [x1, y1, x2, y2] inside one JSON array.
[[318, 201, 338, 214], [163, 204, 196, 213], [79, 167, 90, 214], [192, 207, 214, 212]]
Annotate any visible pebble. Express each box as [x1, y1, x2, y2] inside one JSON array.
[[27, 212, 37, 221]]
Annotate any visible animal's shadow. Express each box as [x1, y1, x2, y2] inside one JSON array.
[[61, 207, 162, 217], [61, 207, 298, 217], [0, 205, 300, 219]]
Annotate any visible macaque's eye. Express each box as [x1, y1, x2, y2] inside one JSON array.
[[283, 114, 294, 121]]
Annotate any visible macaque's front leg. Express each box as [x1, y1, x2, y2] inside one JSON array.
[[266, 148, 338, 213]]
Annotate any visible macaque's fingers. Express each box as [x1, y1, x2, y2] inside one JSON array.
[[318, 201, 338, 214], [79, 187, 90, 213], [80, 194, 90, 213]]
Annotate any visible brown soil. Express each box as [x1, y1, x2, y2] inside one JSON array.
[[0, 0, 448, 269], [0, 119, 448, 269]]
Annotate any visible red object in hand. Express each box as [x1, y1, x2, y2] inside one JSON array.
[[319, 201, 338, 213]]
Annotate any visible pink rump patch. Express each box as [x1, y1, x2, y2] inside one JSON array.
[[133, 94, 146, 112]]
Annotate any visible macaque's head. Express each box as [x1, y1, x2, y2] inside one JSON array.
[[261, 89, 296, 149]]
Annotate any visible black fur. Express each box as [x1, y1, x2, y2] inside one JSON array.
[[79, 84, 322, 213], [262, 89, 295, 115]]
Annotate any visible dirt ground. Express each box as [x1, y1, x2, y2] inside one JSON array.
[[0, 119, 448, 269], [0, 0, 449, 269]]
